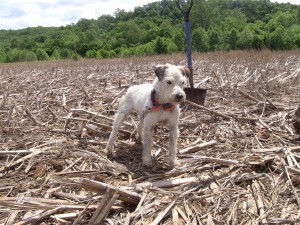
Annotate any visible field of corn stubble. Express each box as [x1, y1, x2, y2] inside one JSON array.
[[0, 50, 300, 224]]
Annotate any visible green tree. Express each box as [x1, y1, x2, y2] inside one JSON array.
[[77, 43, 90, 56], [191, 0, 220, 30], [19, 38, 38, 52], [228, 29, 238, 50], [237, 28, 254, 49], [10, 37, 20, 49], [97, 49, 116, 58], [130, 42, 155, 56], [158, 20, 173, 38], [9, 49, 37, 62], [248, 21, 266, 49], [114, 8, 131, 21], [36, 48, 49, 61], [267, 11, 298, 32], [50, 48, 61, 60], [192, 27, 209, 52], [77, 18, 95, 31], [208, 28, 221, 50], [122, 21, 142, 45], [97, 15, 115, 31], [141, 20, 159, 43], [85, 49, 97, 58], [0, 49, 6, 63], [222, 10, 247, 32], [291, 25, 300, 47], [154, 37, 168, 54], [34, 34, 47, 43], [172, 29, 185, 52], [60, 48, 78, 59], [266, 25, 286, 50], [112, 20, 142, 47]]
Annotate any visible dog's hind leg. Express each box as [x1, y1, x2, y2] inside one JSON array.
[[168, 124, 179, 168], [105, 98, 132, 154]]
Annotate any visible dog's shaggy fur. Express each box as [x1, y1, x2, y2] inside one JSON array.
[[105, 64, 189, 168]]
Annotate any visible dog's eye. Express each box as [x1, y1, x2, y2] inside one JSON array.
[[181, 81, 185, 85], [166, 80, 172, 85]]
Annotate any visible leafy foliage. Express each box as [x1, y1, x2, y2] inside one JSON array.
[[0, 0, 299, 63], [36, 48, 49, 61]]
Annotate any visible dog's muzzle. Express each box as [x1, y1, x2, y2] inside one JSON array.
[[173, 92, 185, 103], [176, 93, 184, 101]]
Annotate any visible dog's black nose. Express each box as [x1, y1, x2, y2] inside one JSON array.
[[176, 93, 183, 100]]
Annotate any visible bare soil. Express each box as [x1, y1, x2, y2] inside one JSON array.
[[1, 50, 300, 224]]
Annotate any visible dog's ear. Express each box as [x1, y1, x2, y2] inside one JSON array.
[[181, 66, 191, 78], [154, 65, 167, 81]]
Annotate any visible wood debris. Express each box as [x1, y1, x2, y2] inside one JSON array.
[[0, 51, 300, 224]]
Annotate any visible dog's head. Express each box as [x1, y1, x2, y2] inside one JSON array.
[[153, 64, 189, 104]]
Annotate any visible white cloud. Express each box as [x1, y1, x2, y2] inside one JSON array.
[[0, 0, 299, 30], [0, 0, 158, 29]]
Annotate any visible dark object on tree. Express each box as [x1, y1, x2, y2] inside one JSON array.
[[178, 0, 207, 106], [292, 104, 300, 133]]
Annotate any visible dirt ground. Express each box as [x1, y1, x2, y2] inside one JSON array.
[[0, 50, 300, 224]]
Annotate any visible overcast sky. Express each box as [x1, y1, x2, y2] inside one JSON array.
[[1, 0, 299, 30]]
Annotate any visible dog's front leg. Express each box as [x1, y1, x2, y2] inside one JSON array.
[[142, 125, 153, 167], [137, 117, 144, 141], [169, 124, 179, 168]]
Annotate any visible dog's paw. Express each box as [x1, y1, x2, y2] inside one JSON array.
[[142, 158, 153, 168], [103, 147, 113, 156], [169, 160, 181, 169]]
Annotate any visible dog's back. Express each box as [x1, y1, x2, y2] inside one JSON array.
[[121, 83, 153, 115]]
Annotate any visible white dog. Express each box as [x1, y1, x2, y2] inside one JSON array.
[[105, 64, 189, 168]]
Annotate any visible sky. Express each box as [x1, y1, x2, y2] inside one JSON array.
[[0, 0, 299, 30]]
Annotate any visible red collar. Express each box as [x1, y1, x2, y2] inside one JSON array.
[[151, 89, 175, 112]]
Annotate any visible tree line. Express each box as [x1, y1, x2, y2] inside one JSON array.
[[0, 0, 299, 63]]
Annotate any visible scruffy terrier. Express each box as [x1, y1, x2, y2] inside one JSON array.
[[105, 64, 189, 168]]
